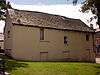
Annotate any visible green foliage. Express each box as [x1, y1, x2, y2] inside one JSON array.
[[0, 0, 12, 20], [0, 0, 6, 9], [81, 0, 95, 12], [71, 0, 95, 12], [73, 0, 100, 27]]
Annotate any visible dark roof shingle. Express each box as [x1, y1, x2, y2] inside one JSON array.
[[7, 9, 94, 32]]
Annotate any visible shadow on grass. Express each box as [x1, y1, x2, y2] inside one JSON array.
[[4, 59, 28, 71], [93, 65, 100, 75], [95, 66, 100, 69]]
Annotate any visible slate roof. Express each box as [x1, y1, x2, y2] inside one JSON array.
[[7, 9, 94, 32]]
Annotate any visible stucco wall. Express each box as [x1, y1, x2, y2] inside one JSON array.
[[0, 42, 4, 49], [10, 25, 95, 61], [4, 12, 13, 55], [0, 33, 4, 49]]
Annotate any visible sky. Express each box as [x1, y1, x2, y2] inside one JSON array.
[[7, 0, 84, 5], [0, 0, 98, 33]]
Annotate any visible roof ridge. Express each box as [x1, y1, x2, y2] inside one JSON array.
[[8, 8, 81, 20]]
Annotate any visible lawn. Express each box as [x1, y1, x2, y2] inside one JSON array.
[[3, 59, 100, 75]]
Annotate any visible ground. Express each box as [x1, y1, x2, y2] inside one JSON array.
[[3, 59, 100, 75]]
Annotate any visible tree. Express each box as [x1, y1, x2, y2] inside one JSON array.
[[0, 0, 11, 20], [95, 0, 100, 27], [72, 0, 100, 28], [0, 0, 6, 19]]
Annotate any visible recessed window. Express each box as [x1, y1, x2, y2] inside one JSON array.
[[64, 36, 68, 44], [40, 28, 44, 40], [8, 30, 10, 38], [86, 34, 89, 41]]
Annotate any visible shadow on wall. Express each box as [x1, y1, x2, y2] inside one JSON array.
[[4, 59, 28, 71]]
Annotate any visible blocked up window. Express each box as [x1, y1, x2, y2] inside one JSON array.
[[63, 51, 70, 58], [40, 52, 48, 61], [40, 28, 44, 40]]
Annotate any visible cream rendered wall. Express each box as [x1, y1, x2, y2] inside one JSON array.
[[4, 12, 13, 55], [0, 42, 4, 49], [64, 31, 95, 61], [12, 25, 40, 60], [12, 25, 95, 61]]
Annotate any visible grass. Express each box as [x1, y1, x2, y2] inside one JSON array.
[[2, 59, 100, 75]]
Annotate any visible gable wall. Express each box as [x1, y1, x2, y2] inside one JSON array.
[[4, 11, 13, 55]]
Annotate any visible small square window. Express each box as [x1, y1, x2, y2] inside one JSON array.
[[64, 36, 68, 44], [8, 30, 10, 38]]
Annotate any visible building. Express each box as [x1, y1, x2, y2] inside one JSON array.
[[4, 8, 95, 62], [96, 31, 100, 53], [95, 29, 100, 57]]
